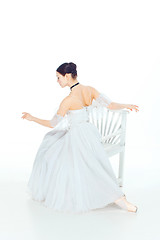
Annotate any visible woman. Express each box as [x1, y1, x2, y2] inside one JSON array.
[[22, 62, 139, 214]]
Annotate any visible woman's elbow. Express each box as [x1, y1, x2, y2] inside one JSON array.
[[107, 102, 114, 110]]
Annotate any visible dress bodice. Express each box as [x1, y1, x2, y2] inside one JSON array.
[[50, 92, 112, 130], [67, 106, 90, 126]]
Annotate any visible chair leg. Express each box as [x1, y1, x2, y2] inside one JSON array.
[[118, 151, 125, 187]]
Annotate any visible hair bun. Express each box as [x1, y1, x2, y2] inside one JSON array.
[[68, 62, 76, 69], [68, 62, 77, 76], [56, 62, 78, 79]]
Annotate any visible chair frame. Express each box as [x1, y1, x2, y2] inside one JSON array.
[[87, 105, 130, 187]]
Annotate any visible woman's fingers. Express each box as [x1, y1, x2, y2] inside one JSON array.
[[21, 112, 28, 119], [21, 112, 33, 121], [129, 104, 139, 112]]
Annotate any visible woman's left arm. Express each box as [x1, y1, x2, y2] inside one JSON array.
[[32, 117, 52, 128], [21, 96, 71, 128], [21, 112, 52, 128]]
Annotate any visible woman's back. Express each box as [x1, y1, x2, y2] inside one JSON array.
[[68, 84, 98, 110]]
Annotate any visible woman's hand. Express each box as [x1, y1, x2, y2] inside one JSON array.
[[21, 112, 51, 128], [21, 112, 34, 121], [126, 104, 139, 112]]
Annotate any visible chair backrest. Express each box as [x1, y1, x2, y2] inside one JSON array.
[[87, 106, 129, 146]]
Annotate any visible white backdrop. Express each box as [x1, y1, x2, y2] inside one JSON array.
[[0, 0, 160, 239]]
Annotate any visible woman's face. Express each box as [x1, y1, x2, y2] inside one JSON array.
[[56, 71, 68, 88]]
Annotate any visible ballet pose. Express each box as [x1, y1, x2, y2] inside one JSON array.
[[21, 62, 139, 214]]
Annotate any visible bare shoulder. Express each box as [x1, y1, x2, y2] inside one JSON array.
[[57, 96, 71, 117], [59, 95, 71, 106], [87, 85, 100, 99]]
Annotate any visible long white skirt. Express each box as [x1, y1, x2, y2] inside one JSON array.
[[26, 108, 125, 214]]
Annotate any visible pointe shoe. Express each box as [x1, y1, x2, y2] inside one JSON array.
[[114, 195, 138, 213]]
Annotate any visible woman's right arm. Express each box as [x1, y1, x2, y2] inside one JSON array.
[[91, 87, 139, 111], [91, 86, 113, 109]]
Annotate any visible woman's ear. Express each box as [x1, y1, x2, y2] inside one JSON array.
[[65, 73, 71, 81]]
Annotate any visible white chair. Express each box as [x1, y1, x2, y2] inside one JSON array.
[[87, 105, 130, 187]]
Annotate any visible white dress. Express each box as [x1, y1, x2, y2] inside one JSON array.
[[26, 93, 125, 214]]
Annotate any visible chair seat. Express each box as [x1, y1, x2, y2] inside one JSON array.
[[102, 143, 125, 157]]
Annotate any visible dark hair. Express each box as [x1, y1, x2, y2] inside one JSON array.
[[56, 62, 77, 79]]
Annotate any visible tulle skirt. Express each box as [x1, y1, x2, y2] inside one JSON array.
[[26, 121, 124, 214]]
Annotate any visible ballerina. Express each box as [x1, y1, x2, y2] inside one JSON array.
[[21, 62, 139, 214]]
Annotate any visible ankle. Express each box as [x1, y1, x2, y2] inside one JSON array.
[[114, 195, 126, 203]]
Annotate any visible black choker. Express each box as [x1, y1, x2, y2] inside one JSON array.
[[70, 82, 79, 91]]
